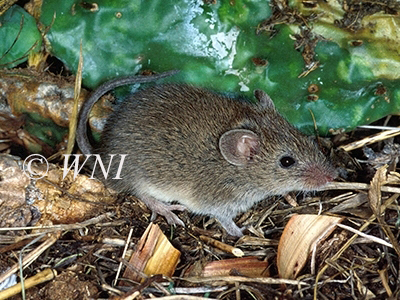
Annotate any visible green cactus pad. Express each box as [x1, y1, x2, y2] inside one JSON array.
[[40, 0, 400, 135], [0, 5, 42, 68]]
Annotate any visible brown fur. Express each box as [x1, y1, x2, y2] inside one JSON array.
[[78, 77, 337, 236]]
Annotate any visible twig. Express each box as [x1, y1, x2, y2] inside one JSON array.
[[200, 235, 244, 257], [0, 233, 59, 284], [0, 269, 56, 300]]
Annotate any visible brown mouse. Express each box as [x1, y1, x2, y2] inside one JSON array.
[[77, 71, 337, 237]]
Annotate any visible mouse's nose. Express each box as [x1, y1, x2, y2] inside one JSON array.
[[302, 162, 338, 189]]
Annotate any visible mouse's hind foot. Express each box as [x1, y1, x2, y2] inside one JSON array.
[[216, 217, 244, 237], [140, 196, 186, 227]]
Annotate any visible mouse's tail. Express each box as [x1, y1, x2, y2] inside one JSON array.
[[76, 70, 179, 154]]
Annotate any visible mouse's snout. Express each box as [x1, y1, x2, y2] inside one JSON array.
[[302, 162, 338, 190]]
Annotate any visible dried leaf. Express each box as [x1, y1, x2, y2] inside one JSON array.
[[387, 171, 400, 185], [123, 223, 181, 283], [277, 214, 343, 279], [202, 256, 269, 278], [368, 165, 388, 216], [355, 271, 376, 299]]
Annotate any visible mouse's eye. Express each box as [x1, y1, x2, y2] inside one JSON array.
[[279, 156, 296, 168]]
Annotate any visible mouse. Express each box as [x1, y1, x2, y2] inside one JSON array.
[[77, 70, 337, 237]]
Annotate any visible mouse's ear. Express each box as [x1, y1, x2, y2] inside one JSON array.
[[254, 89, 275, 110], [219, 129, 260, 166]]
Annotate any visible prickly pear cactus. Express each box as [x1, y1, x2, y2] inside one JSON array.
[[0, 5, 42, 68], [38, 0, 400, 135]]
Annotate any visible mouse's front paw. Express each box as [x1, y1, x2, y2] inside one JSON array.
[[140, 196, 186, 227]]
